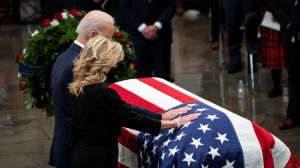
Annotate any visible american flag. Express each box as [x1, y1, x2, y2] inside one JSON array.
[[109, 77, 300, 168]]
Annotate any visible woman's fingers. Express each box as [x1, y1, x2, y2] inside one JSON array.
[[163, 106, 192, 120], [175, 106, 192, 114], [179, 113, 200, 125]]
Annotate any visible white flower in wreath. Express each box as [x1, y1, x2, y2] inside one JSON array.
[[50, 19, 60, 27], [31, 30, 39, 37], [61, 12, 68, 20], [17, 72, 22, 78]]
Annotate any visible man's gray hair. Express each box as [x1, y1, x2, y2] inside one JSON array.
[[76, 10, 114, 37]]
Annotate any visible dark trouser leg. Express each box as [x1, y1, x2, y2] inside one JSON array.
[[135, 46, 153, 78], [287, 42, 300, 119], [245, 13, 260, 52], [223, 0, 242, 68], [268, 69, 282, 97], [152, 45, 171, 81], [271, 69, 282, 90], [245, 13, 260, 73], [211, 0, 220, 42]]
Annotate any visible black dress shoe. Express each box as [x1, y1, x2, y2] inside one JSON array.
[[211, 42, 219, 50], [279, 118, 300, 130], [268, 88, 282, 98], [227, 65, 242, 74]]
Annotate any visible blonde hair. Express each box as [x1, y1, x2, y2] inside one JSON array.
[[69, 35, 124, 96]]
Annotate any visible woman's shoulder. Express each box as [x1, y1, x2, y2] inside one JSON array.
[[84, 83, 117, 96], [84, 83, 106, 92]]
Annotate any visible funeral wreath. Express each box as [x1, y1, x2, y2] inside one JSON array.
[[16, 9, 135, 116]]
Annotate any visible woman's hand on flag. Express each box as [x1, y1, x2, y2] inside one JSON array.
[[162, 106, 192, 120]]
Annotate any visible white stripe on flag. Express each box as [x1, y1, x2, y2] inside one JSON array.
[[118, 143, 138, 168], [116, 79, 182, 110], [153, 78, 264, 167], [272, 135, 291, 168]]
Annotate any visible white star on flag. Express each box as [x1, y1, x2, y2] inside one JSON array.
[[196, 108, 208, 112], [153, 133, 162, 142], [182, 152, 196, 167], [201, 164, 209, 168], [182, 121, 193, 128], [162, 138, 172, 147], [168, 146, 180, 157], [152, 145, 158, 155], [207, 146, 221, 160], [198, 124, 212, 134], [175, 132, 186, 141], [190, 137, 204, 149], [146, 155, 151, 166], [222, 159, 235, 168], [187, 103, 197, 107], [215, 133, 229, 144], [143, 140, 149, 151], [167, 128, 175, 135], [161, 151, 166, 161], [139, 150, 143, 160], [206, 114, 220, 121]]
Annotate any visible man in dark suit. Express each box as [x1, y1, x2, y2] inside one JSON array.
[[49, 10, 115, 168], [120, 0, 176, 81], [269, 0, 300, 129]]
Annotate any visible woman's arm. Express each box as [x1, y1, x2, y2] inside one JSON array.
[[130, 105, 192, 120]]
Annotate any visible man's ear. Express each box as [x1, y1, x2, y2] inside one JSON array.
[[89, 31, 98, 38]]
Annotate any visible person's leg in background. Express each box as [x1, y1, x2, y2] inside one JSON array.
[[245, 12, 260, 73], [223, 0, 242, 73], [269, 69, 282, 97], [152, 45, 171, 81], [280, 42, 300, 129], [134, 46, 153, 78], [259, 26, 285, 98], [210, 0, 220, 50]]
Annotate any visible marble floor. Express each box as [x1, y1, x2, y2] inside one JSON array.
[[0, 14, 299, 168]]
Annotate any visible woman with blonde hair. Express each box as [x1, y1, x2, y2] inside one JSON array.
[[68, 36, 200, 168]]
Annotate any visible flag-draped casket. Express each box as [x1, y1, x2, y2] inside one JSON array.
[[109, 77, 300, 168]]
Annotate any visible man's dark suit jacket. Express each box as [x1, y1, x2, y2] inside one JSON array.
[[49, 42, 81, 168], [120, 0, 176, 46]]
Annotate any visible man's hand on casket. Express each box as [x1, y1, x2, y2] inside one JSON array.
[[162, 106, 192, 120]]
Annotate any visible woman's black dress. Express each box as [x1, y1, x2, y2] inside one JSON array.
[[70, 83, 161, 168]]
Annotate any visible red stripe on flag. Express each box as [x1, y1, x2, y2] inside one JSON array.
[[118, 162, 129, 168], [252, 123, 275, 168], [118, 128, 138, 153], [109, 83, 164, 113], [285, 151, 300, 168], [138, 78, 199, 103]]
